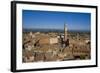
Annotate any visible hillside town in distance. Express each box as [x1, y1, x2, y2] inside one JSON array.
[[22, 23, 91, 63]]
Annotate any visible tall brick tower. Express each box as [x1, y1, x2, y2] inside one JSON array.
[[64, 23, 67, 42]]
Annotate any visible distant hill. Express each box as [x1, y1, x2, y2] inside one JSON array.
[[23, 28, 90, 33]]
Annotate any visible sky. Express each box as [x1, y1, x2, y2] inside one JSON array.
[[22, 10, 91, 31]]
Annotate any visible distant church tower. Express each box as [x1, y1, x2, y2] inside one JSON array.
[[64, 23, 67, 42]]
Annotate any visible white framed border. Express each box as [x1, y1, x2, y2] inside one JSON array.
[[11, 1, 97, 71]]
